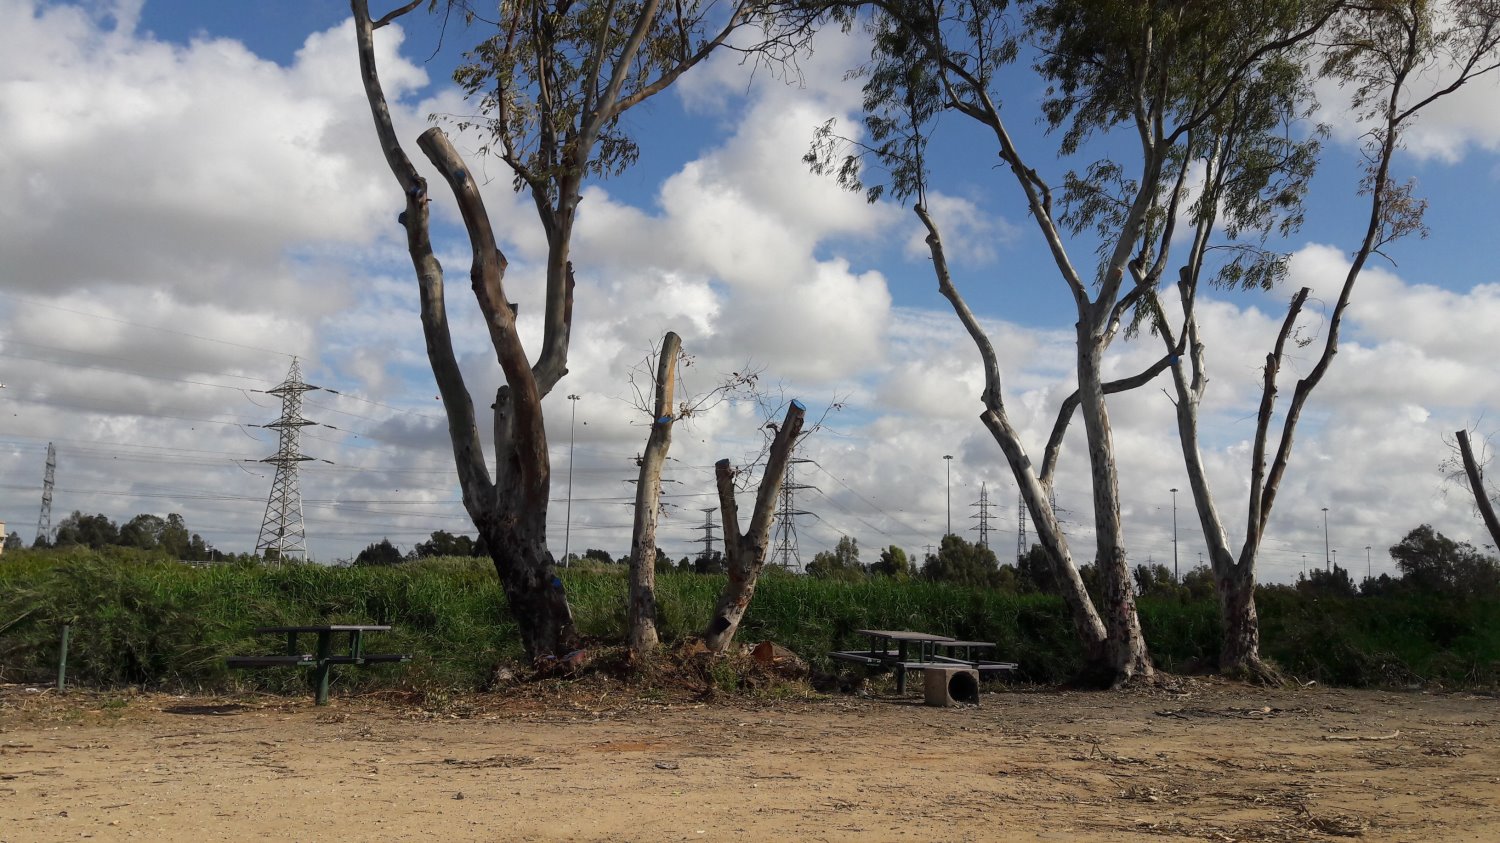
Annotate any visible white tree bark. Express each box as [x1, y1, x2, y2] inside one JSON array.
[[627, 332, 682, 654]]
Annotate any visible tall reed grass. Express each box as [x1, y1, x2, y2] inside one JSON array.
[[2, 549, 1495, 693]]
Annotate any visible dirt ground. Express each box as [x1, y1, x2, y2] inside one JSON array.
[[1, 677, 1497, 842]]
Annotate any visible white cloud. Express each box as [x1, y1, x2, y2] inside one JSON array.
[[903, 191, 1019, 266], [1314, 10, 1500, 164], [2, 3, 1497, 581], [0, 7, 432, 310]]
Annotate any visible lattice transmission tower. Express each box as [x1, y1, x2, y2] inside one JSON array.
[[770, 458, 813, 572], [35, 442, 56, 545], [970, 482, 994, 548], [254, 358, 320, 562], [698, 507, 720, 561]]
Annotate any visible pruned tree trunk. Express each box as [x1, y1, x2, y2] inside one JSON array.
[[1456, 430, 1500, 552], [703, 401, 806, 653], [627, 332, 681, 654]]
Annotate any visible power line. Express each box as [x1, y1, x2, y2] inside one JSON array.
[[806, 459, 925, 536], [0, 290, 295, 359]]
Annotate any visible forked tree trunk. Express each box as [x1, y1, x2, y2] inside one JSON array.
[[627, 332, 681, 654], [1160, 286, 1297, 684], [702, 401, 806, 652], [918, 204, 1114, 679], [353, 1, 578, 660]]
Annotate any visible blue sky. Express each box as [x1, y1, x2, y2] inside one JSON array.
[[2, 0, 1499, 580]]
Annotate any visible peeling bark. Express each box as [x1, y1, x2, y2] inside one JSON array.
[[627, 332, 681, 654], [703, 401, 806, 653]]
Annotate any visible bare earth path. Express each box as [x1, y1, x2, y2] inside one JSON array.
[[1, 680, 1497, 842]]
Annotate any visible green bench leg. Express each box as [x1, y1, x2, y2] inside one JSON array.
[[314, 630, 333, 705]]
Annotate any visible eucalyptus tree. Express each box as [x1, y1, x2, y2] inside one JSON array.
[[1153, 0, 1500, 680], [809, 0, 1333, 684], [350, 0, 782, 658]]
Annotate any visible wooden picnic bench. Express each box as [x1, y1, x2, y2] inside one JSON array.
[[227, 624, 410, 705]]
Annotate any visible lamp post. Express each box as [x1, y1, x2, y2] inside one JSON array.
[[943, 455, 954, 537], [1332, 548, 1338, 573], [1365, 545, 1372, 581], [1322, 507, 1331, 573], [563, 394, 580, 568], [1170, 487, 1179, 582]]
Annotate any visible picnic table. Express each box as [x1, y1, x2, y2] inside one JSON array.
[[227, 624, 409, 705], [830, 629, 1017, 694]]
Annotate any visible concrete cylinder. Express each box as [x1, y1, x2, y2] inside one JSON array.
[[923, 665, 980, 706]]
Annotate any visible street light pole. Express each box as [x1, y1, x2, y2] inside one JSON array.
[[564, 393, 580, 568], [1170, 487, 1179, 582], [943, 455, 954, 537], [1365, 545, 1372, 581], [1322, 507, 1331, 573]]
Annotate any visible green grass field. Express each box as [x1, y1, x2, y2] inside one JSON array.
[[2, 548, 1496, 693]]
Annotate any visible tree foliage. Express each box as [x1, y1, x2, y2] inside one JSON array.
[[354, 538, 405, 567], [807, 535, 866, 581], [869, 544, 911, 579], [922, 534, 1002, 588], [1388, 524, 1500, 599], [411, 530, 486, 558], [51, 511, 212, 558]]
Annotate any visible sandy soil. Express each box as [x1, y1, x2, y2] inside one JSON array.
[[1, 678, 1497, 842]]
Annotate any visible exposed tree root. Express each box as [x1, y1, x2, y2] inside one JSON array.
[[1220, 657, 1288, 688]]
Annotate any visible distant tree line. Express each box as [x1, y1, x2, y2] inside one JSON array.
[[20, 511, 221, 560], [790, 525, 1500, 604]]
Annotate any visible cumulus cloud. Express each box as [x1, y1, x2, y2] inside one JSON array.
[[2, 3, 1497, 579]]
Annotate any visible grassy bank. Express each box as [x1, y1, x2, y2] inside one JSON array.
[[2, 549, 1496, 693]]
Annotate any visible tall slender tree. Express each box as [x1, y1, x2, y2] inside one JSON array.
[[1155, 0, 1500, 680]]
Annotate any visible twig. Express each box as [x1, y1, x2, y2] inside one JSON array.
[[1323, 730, 1400, 741]]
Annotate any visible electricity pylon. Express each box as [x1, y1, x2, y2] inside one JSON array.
[[35, 442, 56, 545], [770, 458, 813, 571], [254, 358, 320, 562]]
